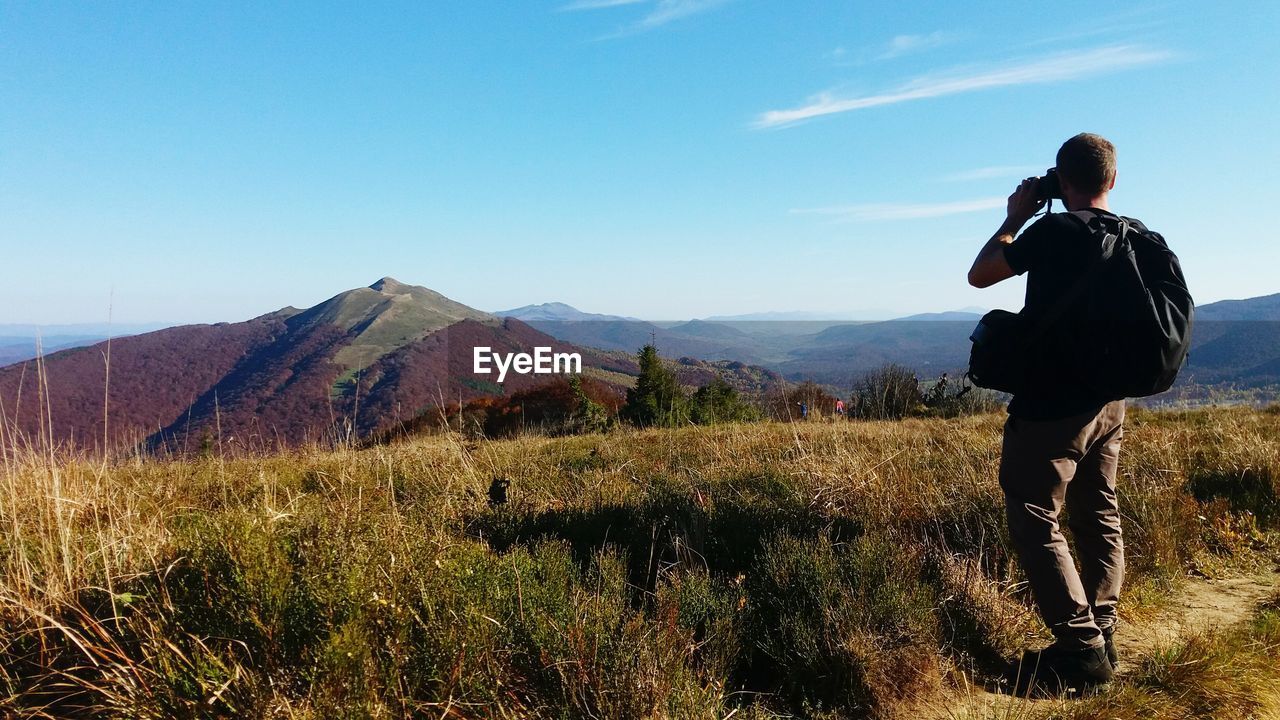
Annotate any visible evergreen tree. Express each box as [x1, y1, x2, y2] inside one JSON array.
[[567, 375, 611, 434], [691, 375, 759, 424], [621, 344, 688, 427]]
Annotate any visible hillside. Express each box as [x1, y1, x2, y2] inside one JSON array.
[[1196, 292, 1280, 320], [522, 294, 1280, 392], [0, 279, 782, 451], [2, 408, 1276, 717], [0, 312, 296, 449]]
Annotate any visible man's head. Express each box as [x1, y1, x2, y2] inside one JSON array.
[[1056, 133, 1116, 209]]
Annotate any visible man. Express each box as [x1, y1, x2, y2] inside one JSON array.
[[967, 133, 1135, 692]]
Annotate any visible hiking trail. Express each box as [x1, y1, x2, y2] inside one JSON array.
[[917, 568, 1280, 720]]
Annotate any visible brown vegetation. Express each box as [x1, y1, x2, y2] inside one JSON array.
[[0, 407, 1276, 717]]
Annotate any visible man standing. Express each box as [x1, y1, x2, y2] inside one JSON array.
[[967, 133, 1135, 692]]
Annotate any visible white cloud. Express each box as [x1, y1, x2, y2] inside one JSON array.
[[590, 0, 731, 38], [755, 45, 1173, 129], [792, 197, 1006, 222], [558, 0, 645, 10], [638, 0, 730, 29], [879, 31, 950, 59], [941, 165, 1041, 182]]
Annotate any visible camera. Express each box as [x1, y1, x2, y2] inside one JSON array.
[[1036, 167, 1063, 200]]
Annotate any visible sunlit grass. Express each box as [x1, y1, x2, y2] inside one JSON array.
[[0, 407, 1276, 717]]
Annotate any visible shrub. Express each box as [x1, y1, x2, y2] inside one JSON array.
[[763, 380, 838, 420], [848, 364, 923, 420], [744, 533, 940, 714], [690, 375, 760, 424]]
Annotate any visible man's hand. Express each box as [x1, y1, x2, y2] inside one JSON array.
[[1006, 176, 1046, 230], [967, 178, 1045, 288]]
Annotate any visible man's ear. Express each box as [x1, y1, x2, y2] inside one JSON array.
[[1108, 173, 1117, 190]]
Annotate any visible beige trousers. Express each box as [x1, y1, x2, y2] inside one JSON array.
[[999, 400, 1126, 650]]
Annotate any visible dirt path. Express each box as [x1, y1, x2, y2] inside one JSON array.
[[1115, 573, 1277, 662], [917, 568, 1280, 720]]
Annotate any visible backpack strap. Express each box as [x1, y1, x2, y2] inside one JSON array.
[[1021, 212, 1127, 348]]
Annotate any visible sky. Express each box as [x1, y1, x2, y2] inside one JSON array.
[[2, 0, 1278, 324]]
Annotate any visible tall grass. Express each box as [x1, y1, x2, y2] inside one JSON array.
[[0, 407, 1277, 717]]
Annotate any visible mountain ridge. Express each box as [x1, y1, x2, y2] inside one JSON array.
[[0, 279, 779, 450], [494, 302, 635, 323]]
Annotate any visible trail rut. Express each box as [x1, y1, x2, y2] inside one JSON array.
[[918, 568, 1280, 720]]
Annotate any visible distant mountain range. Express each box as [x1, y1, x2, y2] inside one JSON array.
[[497, 294, 1280, 388], [0, 323, 172, 366], [494, 302, 635, 323], [3, 286, 1277, 451], [1195, 293, 1280, 321]]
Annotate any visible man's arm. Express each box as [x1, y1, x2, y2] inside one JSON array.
[[967, 177, 1045, 288]]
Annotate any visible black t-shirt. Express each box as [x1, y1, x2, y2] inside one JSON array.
[[1001, 209, 1138, 420]]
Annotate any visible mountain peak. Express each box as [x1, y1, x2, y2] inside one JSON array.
[[292, 278, 493, 370], [370, 277, 410, 293], [496, 302, 635, 322]]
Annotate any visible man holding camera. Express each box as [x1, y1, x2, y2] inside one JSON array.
[[967, 133, 1131, 693]]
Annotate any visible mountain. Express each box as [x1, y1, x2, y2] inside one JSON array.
[[664, 320, 753, 341], [516, 293, 1280, 392], [894, 311, 984, 322], [703, 310, 889, 322], [300, 276, 492, 370], [0, 279, 779, 451], [494, 302, 634, 322], [777, 320, 975, 385], [1196, 293, 1280, 321]]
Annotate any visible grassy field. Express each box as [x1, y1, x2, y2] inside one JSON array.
[[1, 407, 1278, 718]]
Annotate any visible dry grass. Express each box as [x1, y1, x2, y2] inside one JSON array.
[[1002, 589, 1280, 720], [0, 407, 1277, 718]]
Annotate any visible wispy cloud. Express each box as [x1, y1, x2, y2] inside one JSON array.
[[639, 0, 729, 28], [755, 44, 1173, 129], [941, 165, 1040, 182], [879, 31, 950, 59], [792, 197, 1005, 222], [589, 0, 731, 38], [558, 0, 645, 11]]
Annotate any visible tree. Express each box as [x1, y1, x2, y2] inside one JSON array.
[[621, 344, 688, 428], [690, 375, 759, 424], [567, 375, 612, 433]]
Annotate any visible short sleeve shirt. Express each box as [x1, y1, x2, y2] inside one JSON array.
[[1000, 209, 1122, 420]]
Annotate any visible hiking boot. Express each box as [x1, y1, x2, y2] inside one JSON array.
[[1101, 625, 1119, 671], [1011, 642, 1114, 697]]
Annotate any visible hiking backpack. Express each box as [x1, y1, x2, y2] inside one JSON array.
[[967, 210, 1195, 399]]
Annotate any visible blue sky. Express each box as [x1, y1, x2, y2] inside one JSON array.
[[2, 1, 1278, 323]]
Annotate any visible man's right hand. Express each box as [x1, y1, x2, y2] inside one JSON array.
[[1005, 177, 1047, 231], [968, 180, 1042, 288]]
